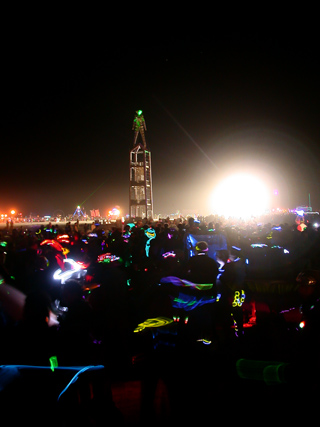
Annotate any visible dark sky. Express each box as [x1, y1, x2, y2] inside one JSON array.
[[1, 23, 319, 217]]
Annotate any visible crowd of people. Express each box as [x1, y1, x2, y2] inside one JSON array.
[[1, 214, 320, 424]]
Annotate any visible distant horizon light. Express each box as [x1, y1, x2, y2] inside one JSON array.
[[209, 173, 270, 219]]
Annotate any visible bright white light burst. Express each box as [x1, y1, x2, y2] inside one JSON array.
[[210, 173, 270, 219]]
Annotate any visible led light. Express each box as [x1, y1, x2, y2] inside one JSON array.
[[160, 276, 214, 290], [40, 239, 64, 252], [210, 173, 270, 218], [57, 234, 70, 243], [162, 251, 176, 258], [197, 338, 212, 345], [97, 253, 120, 263], [232, 290, 246, 307], [145, 227, 156, 257], [49, 356, 58, 372], [53, 258, 87, 284], [134, 317, 173, 333], [172, 293, 217, 311]]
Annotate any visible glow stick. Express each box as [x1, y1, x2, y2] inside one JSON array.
[[97, 253, 120, 263], [172, 292, 220, 311], [160, 276, 213, 290], [134, 317, 173, 333], [49, 356, 58, 372], [53, 259, 87, 284], [162, 251, 176, 258]]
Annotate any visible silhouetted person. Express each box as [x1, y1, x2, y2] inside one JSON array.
[[57, 279, 96, 366], [185, 241, 219, 287], [2, 289, 57, 366]]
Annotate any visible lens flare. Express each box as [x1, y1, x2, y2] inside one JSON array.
[[210, 173, 270, 218]]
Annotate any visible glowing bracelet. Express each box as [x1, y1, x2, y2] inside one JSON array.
[[232, 290, 246, 307]]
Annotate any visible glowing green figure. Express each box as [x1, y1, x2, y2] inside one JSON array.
[[132, 110, 147, 147]]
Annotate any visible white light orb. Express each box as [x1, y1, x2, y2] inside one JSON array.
[[210, 173, 270, 218]]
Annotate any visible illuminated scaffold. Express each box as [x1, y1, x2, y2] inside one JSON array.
[[129, 110, 153, 219], [73, 205, 85, 217]]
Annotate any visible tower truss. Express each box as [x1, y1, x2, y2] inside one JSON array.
[[129, 110, 153, 219]]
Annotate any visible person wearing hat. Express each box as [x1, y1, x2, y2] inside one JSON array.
[[181, 241, 220, 342], [185, 240, 220, 289]]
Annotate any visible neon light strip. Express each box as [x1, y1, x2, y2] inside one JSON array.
[[97, 253, 120, 263], [134, 317, 173, 333], [160, 276, 213, 290], [53, 259, 87, 283], [162, 251, 176, 258], [172, 293, 221, 311]]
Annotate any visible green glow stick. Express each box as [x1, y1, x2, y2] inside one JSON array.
[[49, 356, 58, 372], [236, 359, 289, 384]]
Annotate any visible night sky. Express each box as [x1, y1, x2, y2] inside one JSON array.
[[1, 22, 319, 218]]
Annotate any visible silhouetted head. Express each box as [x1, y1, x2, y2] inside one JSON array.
[[61, 279, 83, 307], [23, 290, 52, 325], [195, 241, 208, 254]]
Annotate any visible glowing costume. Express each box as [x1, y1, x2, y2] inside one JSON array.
[[132, 110, 147, 148]]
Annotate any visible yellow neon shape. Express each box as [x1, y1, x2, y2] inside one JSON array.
[[134, 317, 173, 333]]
